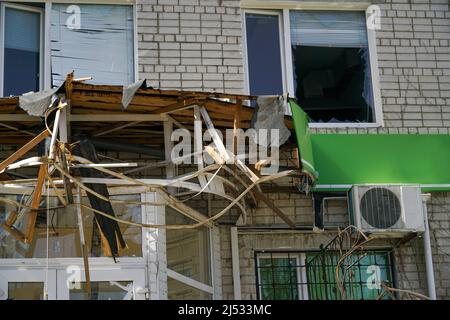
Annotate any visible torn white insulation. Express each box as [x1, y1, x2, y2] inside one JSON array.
[[122, 79, 146, 110], [19, 89, 58, 117], [250, 95, 291, 147]]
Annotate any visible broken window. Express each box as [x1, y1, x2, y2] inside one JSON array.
[[8, 282, 44, 300], [70, 281, 133, 300], [166, 206, 211, 284], [1, 3, 43, 96], [245, 13, 284, 96], [0, 193, 142, 258], [50, 4, 134, 86], [166, 206, 212, 299], [256, 250, 394, 300], [290, 11, 374, 123]]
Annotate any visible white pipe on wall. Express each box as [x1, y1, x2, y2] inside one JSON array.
[[422, 194, 437, 300], [230, 226, 242, 300]]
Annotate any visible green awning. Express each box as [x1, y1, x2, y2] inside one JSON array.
[[289, 99, 318, 180], [290, 100, 450, 192]]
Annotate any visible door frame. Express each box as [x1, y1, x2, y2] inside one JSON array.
[[0, 187, 152, 300], [56, 267, 146, 300], [0, 269, 57, 300]]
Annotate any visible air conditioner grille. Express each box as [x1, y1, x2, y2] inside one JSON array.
[[360, 188, 401, 229]]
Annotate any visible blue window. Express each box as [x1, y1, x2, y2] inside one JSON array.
[[245, 13, 284, 96], [1, 4, 42, 96]]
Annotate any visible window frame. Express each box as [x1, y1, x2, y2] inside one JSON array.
[[0, 185, 148, 264], [242, 9, 288, 98], [255, 249, 396, 300], [242, 4, 383, 128], [0, 0, 138, 96], [164, 205, 216, 299], [0, 183, 221, 300], [255, 252, 308, 300], [0, 2, 45, 97]]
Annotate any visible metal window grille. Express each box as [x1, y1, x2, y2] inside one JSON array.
[[255, 249, 395, 300]]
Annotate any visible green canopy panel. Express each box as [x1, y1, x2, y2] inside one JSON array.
[[289, 100, 450, 192], [289, 99, 318, 180]]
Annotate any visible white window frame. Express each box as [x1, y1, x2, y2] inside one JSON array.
[[0, 2, 45, 97], [0, 269, 57, 300], [164, 205, 217, 300], [242, 9, 288, 97], [0, 184, 219, 300], [256, 252, 308, 300], [242, 3, 384, 128], [56, 268, 147, 300], [0, 186, 148, 262], [0, 186, 152, 299], [0, 0, 138, 96]]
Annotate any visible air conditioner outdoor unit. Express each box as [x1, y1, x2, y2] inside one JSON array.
[[349, 185, 425, 236]]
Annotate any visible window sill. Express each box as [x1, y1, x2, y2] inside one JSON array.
[[308, 122, 383, 129]]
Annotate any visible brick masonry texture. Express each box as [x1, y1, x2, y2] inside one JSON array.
[[1, 0, 450, 300], [137, 0, 244, 93], [133, 0, 450, 299], [137, 0, 450, 134]]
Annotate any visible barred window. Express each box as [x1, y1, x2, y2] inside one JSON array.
[[256, 250, 394, 300]]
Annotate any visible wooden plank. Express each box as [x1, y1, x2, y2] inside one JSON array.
[[205, 98, 254, 118], [1, 223, 26, 242], [0, 211, 25, 242], [76, 189, 91, 298], [71, 82, 257, 101], [64, 72, 74, 100], [92, 121, 142, 137], [24, 163, 48, 243], [199, 107, 230, 162], [0, 130, 49, 173], [0, 114, 42, 121], [0, 123, 35, 136], [69, 114, 167, 122], [151, 98, 202, 114]]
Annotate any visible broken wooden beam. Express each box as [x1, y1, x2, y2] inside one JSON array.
[[24, 163, 48, 243], [0, 130, 49, 173]]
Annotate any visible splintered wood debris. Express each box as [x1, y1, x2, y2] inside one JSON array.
[[0, 73, 306, 296]]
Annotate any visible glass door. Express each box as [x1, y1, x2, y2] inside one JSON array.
[[0, 269, 56, 300], [56, 268, 146, 300]]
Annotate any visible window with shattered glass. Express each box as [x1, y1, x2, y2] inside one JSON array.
[[290, 11, 375, 123], [0, 193, 142, 258]]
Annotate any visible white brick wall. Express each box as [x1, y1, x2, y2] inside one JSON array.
[[137, 0, 244, 93], [2, 0, 450, 300], [137, 0, 450, 133]]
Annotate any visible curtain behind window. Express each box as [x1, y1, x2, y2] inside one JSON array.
[[50, 4, 134, 87], [290, 10, 373, 121], [290, 11, 368, 48], [3, 7, 41, 96]]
